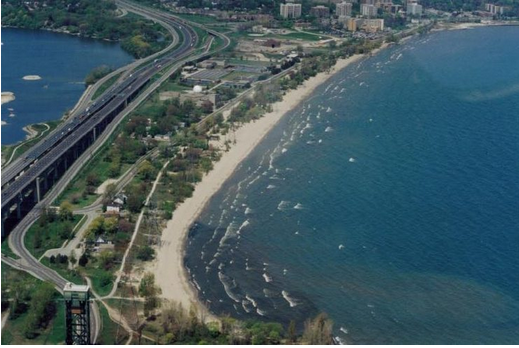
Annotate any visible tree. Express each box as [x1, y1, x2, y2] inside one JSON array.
[[104, 217, 119, 235], [288, 320, 297, 343], [79, 253, 89, 267], [104, 183, 118, 203], [127, 193, 144, 213], [302, 313, 334, 345], [59, 201, 73, 221], [98, 250, 116, 270], [139, 272, 161, 317], [23, 282, 56, 338], [138, 160, 156, 181], [136, 245, 155, 261]]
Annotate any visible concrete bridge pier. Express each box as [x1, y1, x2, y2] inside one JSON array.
[[35, 177, 42, 203], [17, 193, 23, 219]]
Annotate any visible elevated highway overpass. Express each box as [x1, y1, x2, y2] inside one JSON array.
[[1, 6, 198, 236]]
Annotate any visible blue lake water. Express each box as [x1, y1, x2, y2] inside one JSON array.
[[1, 28, 134, 145], [185, 26, 519, 344]]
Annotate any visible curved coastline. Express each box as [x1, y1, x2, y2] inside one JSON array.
[[152, 44, 390, 319]]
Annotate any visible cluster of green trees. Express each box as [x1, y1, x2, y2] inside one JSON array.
[[2, 267, 58, 341], [228, 82, 283, 123], [28, 203, 77, 257], [1, 0, 171, 58], [85, 65, 113, 86], [140, 300, 335, 345]]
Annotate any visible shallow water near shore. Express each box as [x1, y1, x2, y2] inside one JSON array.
[[1, 28, 133, 145], [185, 26, 519, 344]]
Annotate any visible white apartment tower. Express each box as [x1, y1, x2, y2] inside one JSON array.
[[407, 2, 423, 15], [280, 3, 302, 18], [336, 2, 353, 16], [361, 3, 377, 17]]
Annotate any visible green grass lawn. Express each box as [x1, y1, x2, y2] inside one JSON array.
[[40, 257, 85, 285], [223, 71, 260, 81], [92, 72, 123, 100], [25, 215, 83, 259], [97, 303, 129, 345], [268, 32, 324, 41], [227, 58, 270, 67], [55, 149, 131, 210], [174, 13, 220, 24], [1, 239, 19, 259], [82, 266, 115, 297], [2, 120, 60, 165]]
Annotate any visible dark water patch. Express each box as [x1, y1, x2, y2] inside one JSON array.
[[1, 28, 134, 144]]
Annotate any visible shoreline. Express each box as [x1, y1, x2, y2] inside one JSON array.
[[1, 92, 16, 105], [153, 43, 390, 320]]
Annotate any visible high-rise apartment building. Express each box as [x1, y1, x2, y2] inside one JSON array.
[[361, 3, 377, 17], [280, 3, 302, 18], [336, 2, 353, 16]]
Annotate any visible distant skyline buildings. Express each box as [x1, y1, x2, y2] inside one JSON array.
[[280, 2, 302, 18], [310, 5, 331, 17], [361, 3, 377, 17], [407, 1, 423, 15], [486, 3, 506, 14], [336, 2, 353, 17]]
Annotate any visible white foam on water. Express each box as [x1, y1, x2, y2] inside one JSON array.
[[277, 200, 291, 211], [281, 148, 288, 154], [335, 337, 346, 345], [326, 107, 332, 113], [282, 291, 299, 307], [219, 221, 239, 247], [236, 219, 250, 235], [245, 294, 258, 307], [256, 308, 267, 316], [242, 300, 252, 313], [246, 174, 262, 188], [218, 272, 241, 303], [324, 83, 334, 93]]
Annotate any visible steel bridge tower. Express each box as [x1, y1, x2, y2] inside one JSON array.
[[63, 283, 91, 345]]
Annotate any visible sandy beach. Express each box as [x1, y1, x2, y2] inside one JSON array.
[[153, 47, 388, 319], [1, 91, 15, 105]]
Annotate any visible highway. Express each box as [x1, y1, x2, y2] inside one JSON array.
[[0, 11, 181, 184], [0, 7, 197, 208]]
